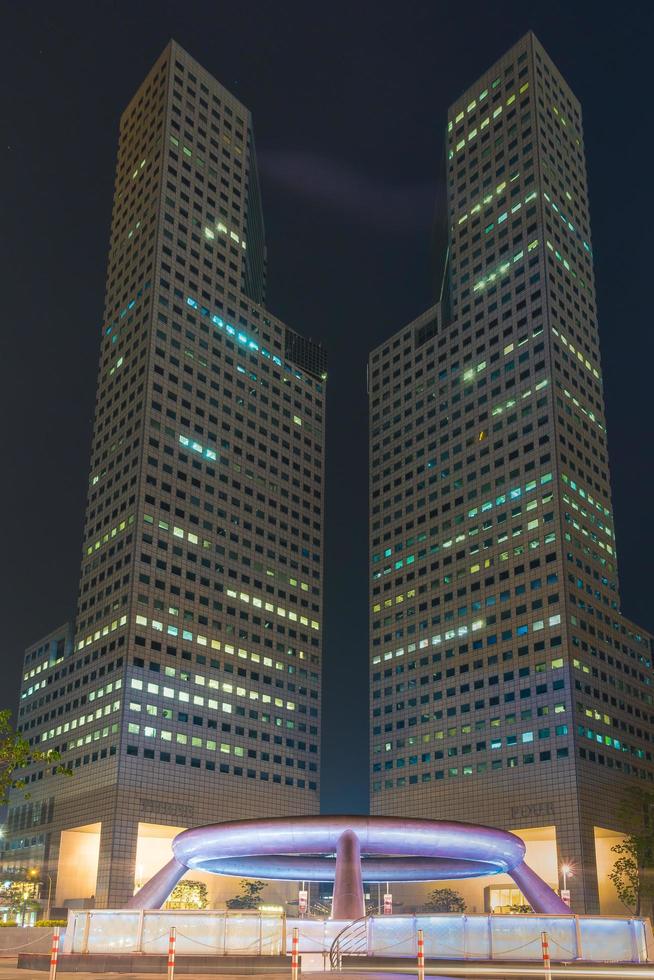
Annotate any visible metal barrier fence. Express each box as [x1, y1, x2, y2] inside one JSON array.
[[63, 909, 285, 956], [62, 909, 653, 963], [287, 913, 653, 964]]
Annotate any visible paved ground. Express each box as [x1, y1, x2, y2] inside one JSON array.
[[0, 970, 433, 980], [3, 973, 654, 980], [3, 960, 654, 979]]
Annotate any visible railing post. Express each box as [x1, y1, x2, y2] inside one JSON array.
[[574, 914, 583, 961], [291, 925, 299, 980], [541, 929, 552, 980], [417, 927, 425, 980], [630, 917, 643, 963], [48, 926, 60, 980], [135, 909, 144, 953], [167, 925, 176, 980], [81, 912, 91, 955]]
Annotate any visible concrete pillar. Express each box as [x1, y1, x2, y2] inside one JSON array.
[[94, 816, 140, 908], [331, 830, 365, 920], [569, 815, 602, 914], [126, 857, 188, 909], [510, 860, 570, 914]]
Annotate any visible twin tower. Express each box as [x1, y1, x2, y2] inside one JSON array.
[[6, 33, 653, 919]]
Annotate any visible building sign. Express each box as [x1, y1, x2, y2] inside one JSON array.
[[298, 889, 308, 915], [383, 892, 392, 915], [509, 802, 556, 821], [561, 889, 571, 907], [139, 798, 195, 822]]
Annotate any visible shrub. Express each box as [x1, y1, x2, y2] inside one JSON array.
[[0, 922, 18, 928], [35, 920, 67, 928], [423, 887, 466, 913], [164, 881, 208, 910]]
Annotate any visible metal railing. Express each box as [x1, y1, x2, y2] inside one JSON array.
[[329, 914, 369, 971]]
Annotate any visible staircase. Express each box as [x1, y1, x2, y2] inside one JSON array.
[[329, 915, 370, 971]]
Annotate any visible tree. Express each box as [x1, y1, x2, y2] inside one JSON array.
[[0, 872, 41, 926], [608, 786, 654, 917], [225, 879, 265, 909], [0, 709, 71, 804], [608, 843, 641, 913], [423, 887, 466, 913], [165, 880, 208, 910]]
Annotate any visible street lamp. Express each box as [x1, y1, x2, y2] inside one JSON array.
[[44, 874, 53, 921], [561, 863, 574, 891]]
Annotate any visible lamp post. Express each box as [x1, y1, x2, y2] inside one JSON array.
[[45, 874, 53, 922], [560, 862, 575, 909], [561, 863, 573, 892]]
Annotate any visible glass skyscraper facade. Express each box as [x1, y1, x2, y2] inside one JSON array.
[[4, 40, 326, 910], [368, 32, 652, 914]]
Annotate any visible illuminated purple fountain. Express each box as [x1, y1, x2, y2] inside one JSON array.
[[128, 814, 569, 917]]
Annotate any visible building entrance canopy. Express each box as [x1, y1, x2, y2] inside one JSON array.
[[128, 815, 569, 918]]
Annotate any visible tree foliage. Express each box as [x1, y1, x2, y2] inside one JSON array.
[[225, 879, 265, 909], [165, 880, 208, 910], [608, 786, 654, 917], [0, 709, 71, 804], [608, 844, 641, 912], [423, 887, 466, 913], [0, 877, 41, 924]]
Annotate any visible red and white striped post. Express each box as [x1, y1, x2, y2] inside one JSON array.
[[291, 926, 299, 980], [167, 925, 176, 980], [541, 930, 552, 980], [417, 927, 425, 980], [48, 926, 60, 980]]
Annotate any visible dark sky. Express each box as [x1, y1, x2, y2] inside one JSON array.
[[1, 0, 653, 815]]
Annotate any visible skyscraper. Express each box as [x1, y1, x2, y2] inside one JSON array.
[[368, 32, 652, 915], [5, 40, 326, 910]]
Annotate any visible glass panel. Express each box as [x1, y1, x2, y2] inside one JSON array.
[[224, 913, 265, 954], [491, 914, 546, 960], [369, 916, 416, 956], [85, 912, 140, 953], [541, 918, 578, 961], [422, 916, 466, 959], [147, 913, 226, 954], [463, 914, 491, 959], [260, 915, 283, 955], [287, 918, 313, 952], [580, 918, 637, 962], [140, 913, 170, 955]]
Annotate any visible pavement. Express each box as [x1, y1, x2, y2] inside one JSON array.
[[3, 959, 654, 979], [2, 973, 654, 980]]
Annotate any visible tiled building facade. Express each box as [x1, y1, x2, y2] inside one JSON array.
[[4, 40, 326, 909], [368, 32, 653, 914]]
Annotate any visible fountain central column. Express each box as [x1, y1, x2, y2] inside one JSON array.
[[331, 829, 365, 920]]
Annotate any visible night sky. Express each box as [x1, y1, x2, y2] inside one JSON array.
[[2, 0, 653, 815]]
